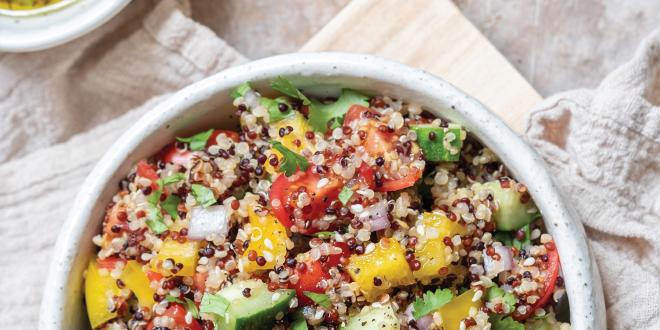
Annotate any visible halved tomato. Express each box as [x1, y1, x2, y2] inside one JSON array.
[[514, 246, 560, 321], [291, 242, 350, 306], [146, 304, 202, 330], [376, 166, 423, 192], [158, 129, 240, 166], [345, 105, 423, 192], [136, 160, 160, 190], [270, 169, 342, 233]]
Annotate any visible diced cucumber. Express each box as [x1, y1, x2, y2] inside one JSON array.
[[482, 180, 540, 231], [411, 124, 465, 162], [344, 303, 400, 330], [216, 280, 294, 330], [309, 89, 369, 132]]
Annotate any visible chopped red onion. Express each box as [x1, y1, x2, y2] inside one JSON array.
[[188, 205, 229, 240], [404, 304, 434, 330], [484, 245, 514, 276], [358, 201, 390, 231]]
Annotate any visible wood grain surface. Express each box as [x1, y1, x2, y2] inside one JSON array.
[[301, 0, 541, 133]]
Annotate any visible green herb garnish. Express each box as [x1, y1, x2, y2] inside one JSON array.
[[191, 184, 217, 208], [513, 224, 531, 250], [313, 231, 335, 239], [260, 96, 295, 122], [145, 205, 168, 234], [270, 140, 309, 176], [200, 292, 230, 316], [338, 186, 353, 205], [308, 89, 369, 133], [230, 82, 252, 99], [184, 297, 200, 319], [303, 291, 331, 308], [161, 194, 182, 219], [271, 76, 311, 105], [176, 129, 214, 151], [486, 286, 516, 312], [411, 288, 454, 320], [489, 315, 525, 330]]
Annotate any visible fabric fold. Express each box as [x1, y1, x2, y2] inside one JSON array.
[[525, 27, 660, 330]]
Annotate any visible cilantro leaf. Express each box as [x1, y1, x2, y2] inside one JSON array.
[[145, 205, 168, 234], [200, 292, 230, 316], [176, 129, 214, 151], [191, 184, 217, 208], [271, 76, 311, 105], [165, 296, 183, 303], [303, 291, 331, 308], [486, 286, 517, 312], [313, 231, 335, 239], [411, 288, 454, 319], [489, 315, 525, 330], [338, 186, 353, 205], [184, 297, 200, 319], [270, 141, 309, 176], [513, 224, 531, 250], [161, 173, 185, 186], [308, 89, 369, 133], [161, 194, 181, 220], [147, 187, 163, 206], [291, 309, 308, 330], [230, 82, 252, 99], [260, 96, 295, 122]]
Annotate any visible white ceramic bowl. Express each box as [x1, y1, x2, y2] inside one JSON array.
[[0, 0, 130, 52], [39, 53, 605, 329]]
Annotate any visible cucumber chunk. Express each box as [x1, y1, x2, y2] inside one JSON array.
[[482, 180, 539, 231], [344, 303, 400, 330], [216, 280, 294, 330], [411, 124, 465, 162]]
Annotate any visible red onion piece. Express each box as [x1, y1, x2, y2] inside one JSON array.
[[404, 304, 434, 330], [188, 205, 229, 240], [484, 245, 514, 276], [358, 201, 390, 231]]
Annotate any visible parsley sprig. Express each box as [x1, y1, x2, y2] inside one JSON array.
[[176, 129, 214, 151], [411, 288, 454, 319], [489, 315, 525, 330], [270, 140, 309, 176], [271, 76, 311, 105], [303, 291, 331, 308]]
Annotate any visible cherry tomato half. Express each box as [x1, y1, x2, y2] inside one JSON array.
[[158, 130, 240, 166], [269, 169, 342, 234]]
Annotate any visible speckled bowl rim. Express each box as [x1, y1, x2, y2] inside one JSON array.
[[39, 52, 605, 329]]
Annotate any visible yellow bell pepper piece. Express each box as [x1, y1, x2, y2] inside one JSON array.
[[85, 260, 121, 329], [241, 208, 289, 272], [265, 112, 315, 175], [121, 260, 155, 308], [151, 239, 199, 277], [413, 212, 467, 284], [347, 238, 414, 301], [438, 289, 482, 330]]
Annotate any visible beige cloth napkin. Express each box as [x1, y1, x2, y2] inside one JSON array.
[[524, 28, 660, 329], [0, 0, 658, 328]]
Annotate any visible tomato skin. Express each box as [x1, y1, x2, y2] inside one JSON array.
[[375, 166, 422, 192], [291, 242, 350, 306], [193, 272, 208, 291], [208, 129, 240, 144], [357, 162, 376, 189], [146, 304, 202, 330], [96, 257, 124, 270], [514, 247, 560, 321], [146, 270, 163, 282], [269, 170, 342, 234], [344, 105, 379, 126], [158, 144, 192, 166]]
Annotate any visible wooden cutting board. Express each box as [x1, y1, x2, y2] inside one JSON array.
[[301, 0, 541, 133]]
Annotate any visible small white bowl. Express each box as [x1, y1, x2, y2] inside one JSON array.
[[0, 0, 130, 52], [39, 53, 606, 329]]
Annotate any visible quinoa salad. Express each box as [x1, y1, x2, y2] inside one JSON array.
[[84, 77, 571, 330]]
